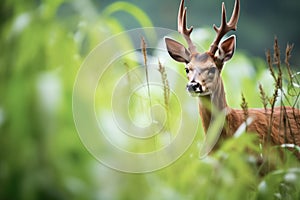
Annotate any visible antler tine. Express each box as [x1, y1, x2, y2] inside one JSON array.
[[177, 0, 197, 54], [213, 3, 228, 33], [209, 0, 240, 55], [177, 0, 184, 33], [228, 0, 240, 29]]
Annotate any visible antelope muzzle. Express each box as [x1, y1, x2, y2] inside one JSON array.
[[186, 81, 203, 95]]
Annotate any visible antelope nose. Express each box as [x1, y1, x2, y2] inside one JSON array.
[[186, 82, 202, 93]]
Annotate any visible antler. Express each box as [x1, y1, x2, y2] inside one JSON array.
[[178, 0, 197, 54], [209, 0, 240, 55]]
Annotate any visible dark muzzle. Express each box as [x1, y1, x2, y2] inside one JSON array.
[[186, 82, 202, 93]]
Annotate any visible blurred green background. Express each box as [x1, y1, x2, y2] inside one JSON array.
[[1, 0, 300, 199]]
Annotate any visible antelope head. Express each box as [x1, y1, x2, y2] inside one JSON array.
[[165, 0, 240, 97]]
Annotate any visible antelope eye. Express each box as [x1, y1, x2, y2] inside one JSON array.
[[208, 67, 216, 74], [185, 68, 190, 74]]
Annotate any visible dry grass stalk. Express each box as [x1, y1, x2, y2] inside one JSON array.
[[273, 38, 283, 90], [265, 38, 283, 143], [273, 37, 282, 77], [285, 43, 294, 82], [141, 37, 147, 66], [264, 38, 300, 150], [141, 37, 153, 119], [267, 74, 280, 139], [267, 38, 283, 110], [158, 60, 171, 133], [259, 83, 268, 112], [158, 60, 170, 110], [266, 50, 276, 82], [240, 93, 248, 126]]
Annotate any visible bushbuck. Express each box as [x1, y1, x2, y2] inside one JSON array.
[[165, 0, 300, 159]]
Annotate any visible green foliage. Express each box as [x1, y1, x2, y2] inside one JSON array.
[[1, 0, 299, 200], [102, 1, 153, 28], [257, 168, 300, 200], [0, 0, 147, 199]]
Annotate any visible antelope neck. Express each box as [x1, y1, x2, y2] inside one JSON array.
[[198, 78, 228, 133]]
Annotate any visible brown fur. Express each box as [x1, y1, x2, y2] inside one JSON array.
[[198, 78, 300, 159], [228, 107, 300, 145]]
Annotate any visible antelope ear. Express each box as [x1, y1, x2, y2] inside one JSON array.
[[165, 37, 191, 63], [216, 35, 236, 62]]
